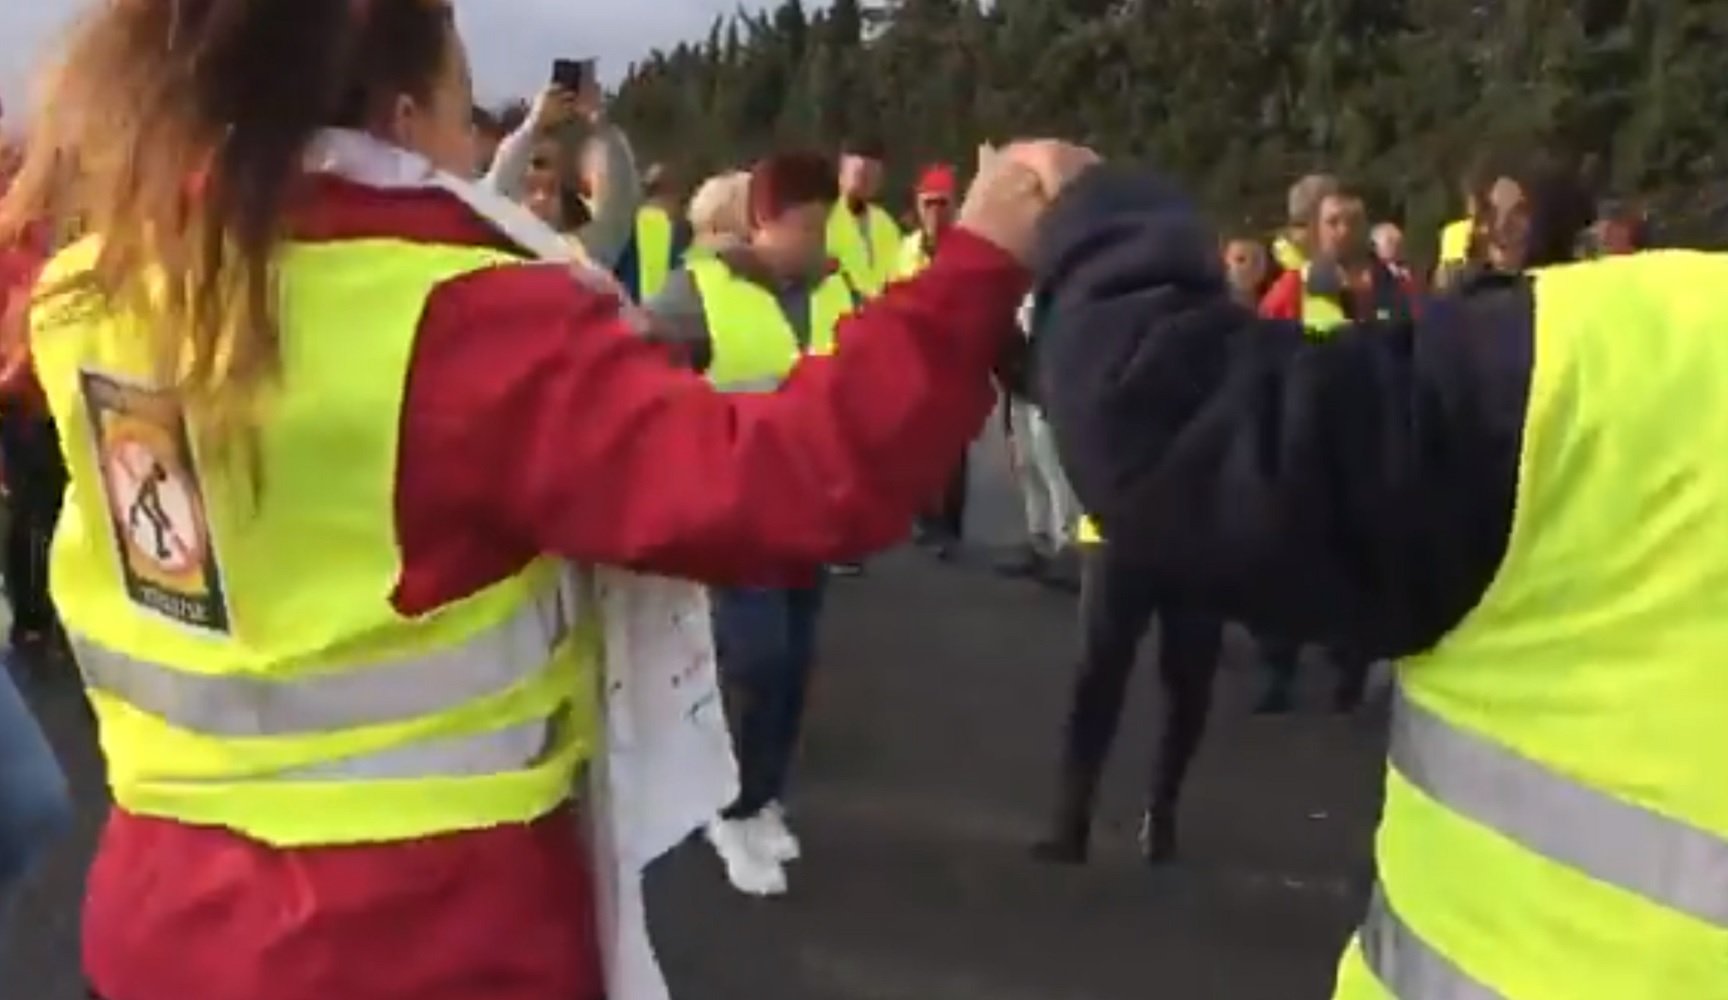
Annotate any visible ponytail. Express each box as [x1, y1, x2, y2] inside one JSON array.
[[0, 0, 457, 479]]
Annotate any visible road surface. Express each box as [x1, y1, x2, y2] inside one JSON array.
[[2, 418, 1388, 1000]]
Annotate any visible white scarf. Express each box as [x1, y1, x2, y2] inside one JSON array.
[[304, 129, 738, 1000]]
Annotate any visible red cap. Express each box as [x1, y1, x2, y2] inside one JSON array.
[[916, 164, 956, 201]]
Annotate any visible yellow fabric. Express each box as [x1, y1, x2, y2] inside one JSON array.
[[636, 204, 675, 300], [1439, 217, 1473, 265], [896, 232, 931, 280], [34, 237, 599, 847], [828, 202, 904, 298], [688, 257, 854, 390], [1272, 233, 1307, 272], [1076, 515, 1103, 546], [1299, 264, 1349, 337], [1334, 251, 1728, 998]]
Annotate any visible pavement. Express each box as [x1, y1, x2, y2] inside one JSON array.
[[2, 415, 1389, 1000]]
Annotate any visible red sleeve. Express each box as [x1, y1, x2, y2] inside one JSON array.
[[0, 241, 45, 410], [1399, 272, 1422, 317], [395, 229, 1026, 605], [1258, 269, 1303, 320]]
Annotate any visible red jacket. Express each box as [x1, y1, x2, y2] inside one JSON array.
[[67, 177, 1028, 1000], [0, 186, 47, 415], [1258, 260, 1417, 323]]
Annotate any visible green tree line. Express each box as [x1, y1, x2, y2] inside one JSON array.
[[609, 0, 1728, 259]]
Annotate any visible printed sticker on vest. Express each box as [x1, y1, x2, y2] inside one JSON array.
[[81, 370, 232, 633]]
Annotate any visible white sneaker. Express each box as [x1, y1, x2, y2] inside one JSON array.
[[759, 802, 802, 863], [705, 817, 788, 897]]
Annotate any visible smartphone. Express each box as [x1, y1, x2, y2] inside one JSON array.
[[551, 58, 595, 92]]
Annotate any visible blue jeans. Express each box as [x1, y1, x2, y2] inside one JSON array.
[[711, 580, 827, 819], [0, 662, 70, 921]]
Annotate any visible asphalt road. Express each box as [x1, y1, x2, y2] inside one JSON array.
[[2, 418, 1388, 1000]]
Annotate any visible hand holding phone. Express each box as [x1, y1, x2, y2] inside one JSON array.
[[551, 59, 602, 122], [551, 58, 592, 91]]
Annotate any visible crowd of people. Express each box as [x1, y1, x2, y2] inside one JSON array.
[[0, 2, 1719, 1000]]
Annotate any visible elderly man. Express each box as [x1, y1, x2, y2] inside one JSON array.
[[1371, 221, 1417, 285]]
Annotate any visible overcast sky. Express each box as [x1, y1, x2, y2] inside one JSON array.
[[0, 0, 777, 117]]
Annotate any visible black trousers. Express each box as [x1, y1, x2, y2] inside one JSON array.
[[1, 413, 66, 640], [1257, 636, 1371, 705], [918, 452, 969, 541], [1057, 545, 1224, 812]]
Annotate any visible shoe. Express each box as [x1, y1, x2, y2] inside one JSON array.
[[705, 817, 788, 897], [1138, 809, 1178, 866], [759, 802, 802, 863], [994, 547, 1048, 579], [1029, 765, 1097, 865]]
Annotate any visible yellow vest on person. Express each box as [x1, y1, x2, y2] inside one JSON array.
[[1439, 217, 1473, 265], [1301, 263, 1405, 338], [1273, 233, 1307, 272], [897, 232, 930, 280], [687, 257, 855, 392], [1332, 251, 1728, 999], [34, 238, 599, 848], [828, 201, 903, 298], [635, 203, 675, 301]]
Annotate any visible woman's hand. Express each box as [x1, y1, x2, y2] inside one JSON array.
[[529, 85, 580, 131]]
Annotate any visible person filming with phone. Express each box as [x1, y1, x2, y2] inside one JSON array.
[[484, 55, 641, 270]]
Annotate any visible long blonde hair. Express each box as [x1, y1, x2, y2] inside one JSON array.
[[0, 0, 456, 474]]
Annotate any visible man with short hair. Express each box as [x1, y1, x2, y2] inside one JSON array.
[[645, 152, 861, 898], [828, 137, 904, 298], [1271, 172, 1340, 272], [1261, 186, 1416, 333], [1255, 185, 1415, 711]]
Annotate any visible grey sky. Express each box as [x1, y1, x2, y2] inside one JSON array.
[[0, 1, 775, 118]]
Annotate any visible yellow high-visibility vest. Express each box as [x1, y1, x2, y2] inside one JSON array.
[[34, 238, 598, 848], [828, 201, 903, 298], [896, 232, 932, 280], [1332, 251, 1728, 999], [1300, 263, 1404, 339], [687, 257, 856, 393], [1273, 233, 1307, 272], [1438, 217, 1473, 265], [635, 204, 675, 300]]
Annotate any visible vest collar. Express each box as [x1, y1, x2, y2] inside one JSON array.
[[303, 130, 571, 265], [1304, 258, 1407, 320]]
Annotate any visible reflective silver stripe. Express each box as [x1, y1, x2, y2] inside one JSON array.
[[1360, 883, 1503, 999], [75, 586, 569, 737], [1392, 684, 1728, 927], [712, 375, 784, 394], [281, 718, 552, 781]]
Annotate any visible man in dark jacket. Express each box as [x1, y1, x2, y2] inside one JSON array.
[[1027, 159, 1728, 1000]]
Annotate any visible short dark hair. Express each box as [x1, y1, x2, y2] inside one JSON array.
[[750, 152, 840, 223], [841, 135, 886, 161]]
